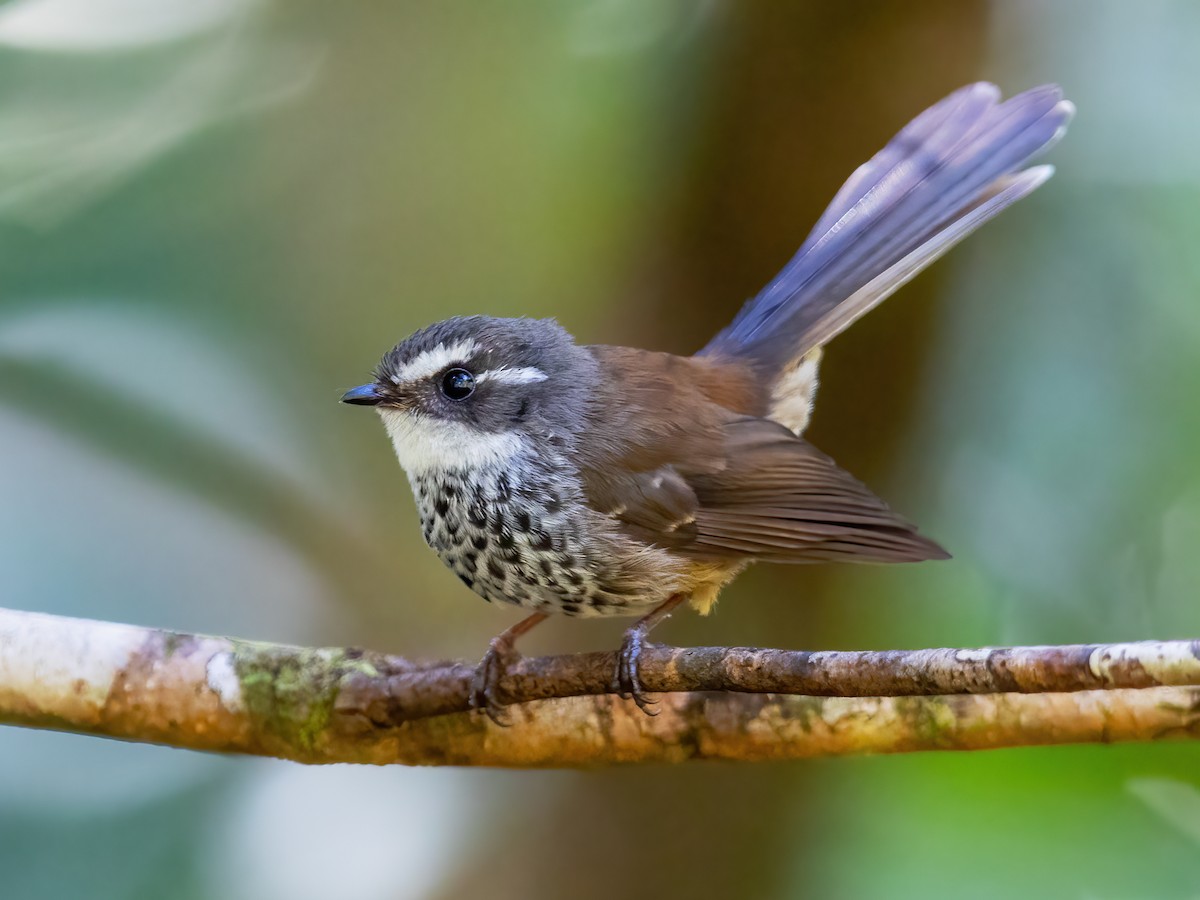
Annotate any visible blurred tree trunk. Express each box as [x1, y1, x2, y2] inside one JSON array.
[[469, 3, 992, 899]]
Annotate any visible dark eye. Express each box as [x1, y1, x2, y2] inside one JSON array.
[[440, 368, 475, 401]]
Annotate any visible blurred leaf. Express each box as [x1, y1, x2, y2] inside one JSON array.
[[0, 0, 321, 226], [1128, 778, 1200, 847], [0, 0, 252, 50], [798, 748, 1200, 899], [0, 345, 398, 625]]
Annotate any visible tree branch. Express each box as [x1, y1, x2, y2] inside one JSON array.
[[2, 606, 1199, 766]]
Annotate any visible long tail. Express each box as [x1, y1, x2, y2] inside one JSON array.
[[700, 83, 1074, 372]]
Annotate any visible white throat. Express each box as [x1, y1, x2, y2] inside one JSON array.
[[377, 408, 527, 476]]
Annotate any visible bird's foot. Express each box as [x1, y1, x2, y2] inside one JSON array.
[[614, 628, 661, 715], [469, 612, 548, 726], [470, 637, 520, 726], [612, 593, 687, 715]]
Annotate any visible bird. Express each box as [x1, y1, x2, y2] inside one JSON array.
[[341, 82, 1074, 722]]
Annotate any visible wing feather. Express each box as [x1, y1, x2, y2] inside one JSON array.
[[578, 375, 947, 565], [685, 418, 947, 563]]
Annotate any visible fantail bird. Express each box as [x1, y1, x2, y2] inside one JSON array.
[[342, 83, 1074, 721]]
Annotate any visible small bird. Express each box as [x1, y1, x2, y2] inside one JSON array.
[[342, 83, 1073, 721]]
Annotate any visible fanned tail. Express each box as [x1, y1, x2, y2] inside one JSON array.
[[700, 83, 1074, 372]]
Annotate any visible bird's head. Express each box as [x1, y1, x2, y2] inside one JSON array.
[[342, 316, 595, 474]]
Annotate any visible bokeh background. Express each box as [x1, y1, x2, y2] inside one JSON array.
[[3, 1, 1200, 897]]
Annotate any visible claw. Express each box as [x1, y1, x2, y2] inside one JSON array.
[[468, 611, 548, 726], [470, 640, 515, 726], [611, 593, 687, 715], [614, 629, 660, 714]]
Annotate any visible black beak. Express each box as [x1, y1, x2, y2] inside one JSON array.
[[341, 383, 382, 406]]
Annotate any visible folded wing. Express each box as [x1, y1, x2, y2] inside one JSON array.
[[686, 417, 947, 563]]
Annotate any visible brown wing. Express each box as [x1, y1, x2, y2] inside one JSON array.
[[687, 417, 948, 563], [577, 347, 946, 564], [578, 347, 752, 547]]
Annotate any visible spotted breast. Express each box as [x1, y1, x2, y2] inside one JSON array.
[[409, 454, 668, 618]]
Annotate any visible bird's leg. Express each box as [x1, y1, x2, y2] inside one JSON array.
[[614, 593, 687, 715], [471, 611, 549, 725]]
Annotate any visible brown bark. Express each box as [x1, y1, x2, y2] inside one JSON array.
[[2, 606, 1199, 767]]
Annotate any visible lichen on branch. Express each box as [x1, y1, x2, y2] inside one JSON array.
[[1, 606, 1199, 767]]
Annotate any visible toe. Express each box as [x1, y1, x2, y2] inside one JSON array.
[[615, 634, 659, 715], [470, 647, 514, 727]]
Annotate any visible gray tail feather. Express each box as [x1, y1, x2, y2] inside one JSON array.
[[700, 83, 1074, 371]]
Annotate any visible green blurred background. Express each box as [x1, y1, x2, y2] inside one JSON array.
[[3, 1, 1200, 897]]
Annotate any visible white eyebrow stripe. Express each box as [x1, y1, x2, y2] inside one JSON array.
[[391, 339, 478, 384], [475, 366, 548, 385]]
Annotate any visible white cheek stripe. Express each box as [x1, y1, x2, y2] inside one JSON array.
[[476, 366, 548, 385], [391, 339, 478, 384]]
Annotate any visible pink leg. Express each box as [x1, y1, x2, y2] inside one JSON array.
[[471, 611, 549, 725]]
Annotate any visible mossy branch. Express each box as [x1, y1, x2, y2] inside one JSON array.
[[2, 606, 1199, 767]]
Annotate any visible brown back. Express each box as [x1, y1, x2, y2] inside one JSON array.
[[576, 346, 947, 564]]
